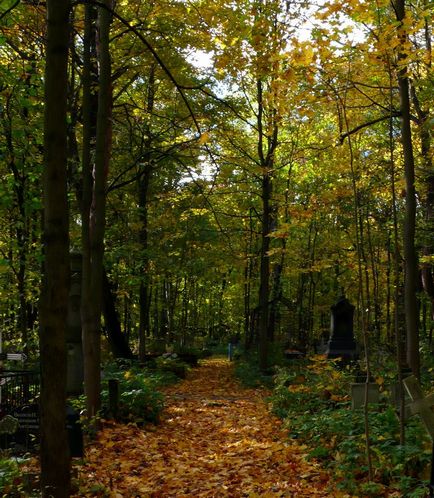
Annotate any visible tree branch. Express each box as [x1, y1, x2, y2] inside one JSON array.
[[0, 0, 20, 21], [339, 113, 401, 143], [73, 0, 202, 134]]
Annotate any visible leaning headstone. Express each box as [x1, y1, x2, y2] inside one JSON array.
[[403, 375, 434, 439], [66, 252, 84, 395], [326, 296, 358, 361], [403, 376, 434, 497]]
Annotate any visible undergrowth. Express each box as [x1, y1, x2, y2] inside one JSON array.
[[235, 350, 432, 497], [70, 358, 188, 426], [270, 355, 431, 496]]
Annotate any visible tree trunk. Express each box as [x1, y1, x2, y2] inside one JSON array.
[[138, 64, 156, 360], [411, 83, 434, 346], [82, 0, 112, 417], [39, 0, 71, 495], [102, 269, 134, 359], [395, 0, 420, 377], [258, 171, 271, 370]]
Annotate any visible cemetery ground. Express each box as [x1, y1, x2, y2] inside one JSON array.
[[70, 358, 332, 497], [2, 353, 433, 497]]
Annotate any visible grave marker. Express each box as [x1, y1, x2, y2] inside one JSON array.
[[403, 375, 434, 439], [351, 382, 380, 409], [403, 375, 434, 497], [326, 296, 358, 361]]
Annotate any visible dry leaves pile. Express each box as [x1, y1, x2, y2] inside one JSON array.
[[75, 359, 339, 497]]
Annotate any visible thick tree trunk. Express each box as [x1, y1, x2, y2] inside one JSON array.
[[256, 75, 278, 371], [39, 0, 71, 495], [395, 0, 420, 377]]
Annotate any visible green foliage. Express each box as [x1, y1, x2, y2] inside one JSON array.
[[235, 358, 275, 388], [0, 456, 39, 497], [101, 362, 180, 423], [154, 356, 189, 379], [269, 355, 432, 496], [235, 344, 307, 388], [0, 456, 20, 492], [71, 361, 182, 425], [234, 344, 288, 388]]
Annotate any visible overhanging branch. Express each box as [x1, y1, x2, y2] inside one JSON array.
[[339, 112, 401, 143]]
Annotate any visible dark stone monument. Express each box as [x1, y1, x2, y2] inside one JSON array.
[[326, 296, 358, 361], [66, 405, 83, 458], [66, 253, 84, 395], [0, 405, 39, 451]]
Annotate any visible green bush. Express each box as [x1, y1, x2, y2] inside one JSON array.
[[234, 343, 292, 388], [235, 359, 275, 388], [70, 361, 181, 425], [101, 364, 175, 423], [269, 355, 432, 496], [155, 356, 189, 378], [0, 456, 20, 493]]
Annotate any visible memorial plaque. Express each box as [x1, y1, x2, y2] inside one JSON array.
[[11, 403, 40, 450]]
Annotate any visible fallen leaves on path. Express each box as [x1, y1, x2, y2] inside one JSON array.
[[75, 359, 341, 497]]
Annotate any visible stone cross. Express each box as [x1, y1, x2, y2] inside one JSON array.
[[403, 375, 434, 440]]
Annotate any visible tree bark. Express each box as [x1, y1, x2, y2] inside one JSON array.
[[258, 170, 271, 371], [138, 64, 155, 360], [395, 0, 420, 377], [39, 0, 71, 495], [82, 0, 112, 417], [102, 268, 134, 359]]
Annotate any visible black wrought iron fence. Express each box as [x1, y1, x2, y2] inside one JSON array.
[[0, 370, 40, 417]]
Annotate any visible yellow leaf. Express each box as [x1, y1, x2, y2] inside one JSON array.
[[376, 376, 384, 385], [198, 131, 210, 144]]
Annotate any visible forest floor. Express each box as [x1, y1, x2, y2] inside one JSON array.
[[72, 357, 345, 497]]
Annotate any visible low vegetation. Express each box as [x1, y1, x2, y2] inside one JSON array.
[[236, 351, 433, 497]]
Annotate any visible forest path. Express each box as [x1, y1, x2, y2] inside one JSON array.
[[78, 358, 335, 497]]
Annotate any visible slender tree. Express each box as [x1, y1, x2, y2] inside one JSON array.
[[394, 0, 420, 377], [82, 0, 113, 417]]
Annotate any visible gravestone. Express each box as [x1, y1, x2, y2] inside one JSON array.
[[66, 252, 84, 395], [351, 381, 380, 409], [66, 405, 83, 458], [326, 296, 358, 361], [403, 375, 434, 439], [403, 375, 434, 497], [13, 404, 39, 445], [0, 403, 41, 451]]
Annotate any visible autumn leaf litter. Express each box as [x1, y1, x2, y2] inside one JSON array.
[[75, 358, 349, 497]]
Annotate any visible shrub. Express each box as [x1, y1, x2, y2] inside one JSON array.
[[269, 355, 432, 496]]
